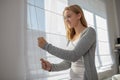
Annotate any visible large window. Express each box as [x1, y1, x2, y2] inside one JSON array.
[[83, 9, 113, 69], [27, 0, 113, 79]]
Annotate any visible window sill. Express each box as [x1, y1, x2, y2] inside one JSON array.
[[97, 66, 112, 73], [97, 66, 114, 80]]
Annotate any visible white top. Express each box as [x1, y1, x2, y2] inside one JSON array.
[[66, 37, 85, 80]]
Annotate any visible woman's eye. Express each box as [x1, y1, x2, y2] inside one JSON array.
[[64, 15, 71, 20]]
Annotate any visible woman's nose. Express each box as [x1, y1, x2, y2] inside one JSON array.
[[65, 18, 70, 22]]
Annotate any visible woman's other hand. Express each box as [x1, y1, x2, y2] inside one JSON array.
[[40, 58, 52, 71]]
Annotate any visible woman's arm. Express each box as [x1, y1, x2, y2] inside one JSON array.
[[43, 27, 96, 62], [51, 60, 71, 71]]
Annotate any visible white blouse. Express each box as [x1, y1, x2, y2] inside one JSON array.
[[66, 37, 85, 80]]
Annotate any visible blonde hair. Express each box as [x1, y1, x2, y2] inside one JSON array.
[[63, 5, 87, 40]]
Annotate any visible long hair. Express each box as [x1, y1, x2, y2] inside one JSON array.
[[63, 5, 88, 40]]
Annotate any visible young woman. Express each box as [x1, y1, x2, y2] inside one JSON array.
[[38, 4, 98, 80]]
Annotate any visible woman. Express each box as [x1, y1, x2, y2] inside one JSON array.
[[38, 4, 98, 80]]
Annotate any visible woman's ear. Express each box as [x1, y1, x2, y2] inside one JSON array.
[[77, 13, 81, 19]]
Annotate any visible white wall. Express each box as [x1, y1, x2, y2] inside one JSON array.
[[0, 0, 26, 80]]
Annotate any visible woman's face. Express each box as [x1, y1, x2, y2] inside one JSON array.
[[64, 10, 81, 29]]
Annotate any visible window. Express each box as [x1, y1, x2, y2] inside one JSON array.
[[83, 9, 113, 70], [96, 15, 112, 68], [26, 0, 113, 79]]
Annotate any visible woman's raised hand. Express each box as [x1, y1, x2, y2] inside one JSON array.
[[38, 37, 47, 48]]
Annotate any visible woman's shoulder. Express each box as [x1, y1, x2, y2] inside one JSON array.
[[86, 27, 96, 33], [87, 27, 95, 31], [80, 27, 96, 38], [81, 27, 95, 35]]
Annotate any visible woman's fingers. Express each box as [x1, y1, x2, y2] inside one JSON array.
[[40, 58, 52, 71], [41, 61, 46, 70], [37, 37, 47, 48], [41, 59, 47, 69], [40, 58, 45, 63]]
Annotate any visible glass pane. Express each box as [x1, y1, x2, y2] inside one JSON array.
[[98, 41, 110, 55], [29, 6, 38, 30], [97, 28, 109, 42], [45, 0, 67, 14], [100, 56, 112, 66], [83, 9, 94, 26], [34, 0, 44, 8], [45, 10, 66, 35], [96, 15, 107, 30], [36, 7, 45, 31], [46, 33, 67, 48], [27, 5, 31, 28], [28, 0, 34, 5]]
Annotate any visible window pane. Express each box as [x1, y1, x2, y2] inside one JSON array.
[[36, 7, 45, 31], [83, 9, 94, 27], [29, 6, 38, 30], [98, 41, 110, 55], [96, 15, 113, 68], [97, 28, 109, 42], [100, 56, 112, 66], [28, 0, 34, 5], [45, 0, 67, 14], [45, 11, 66, 35], [34, 0, 44, 8], [96, 15, 107, 30]]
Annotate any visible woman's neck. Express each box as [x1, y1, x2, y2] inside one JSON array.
[[74, 22, 86, 35], [71, 23, 86, 42]]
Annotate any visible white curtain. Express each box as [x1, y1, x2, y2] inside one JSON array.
[[26, 0, 69, 80]]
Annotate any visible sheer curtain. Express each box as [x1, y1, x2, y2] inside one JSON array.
[[26, 0, 69, 80]]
